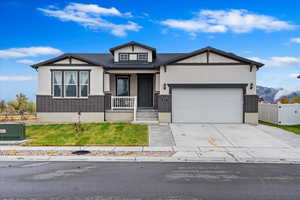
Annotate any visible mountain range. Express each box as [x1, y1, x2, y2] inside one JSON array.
[[257, 85, 300, 102]]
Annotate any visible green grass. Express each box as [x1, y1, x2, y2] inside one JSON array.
[[25, 123, 148, 146], [259, 120, 300, 135]]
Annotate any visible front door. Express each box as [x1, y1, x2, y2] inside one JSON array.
[[138, 74, 153, 107]]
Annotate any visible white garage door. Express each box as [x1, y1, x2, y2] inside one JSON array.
[[172, 88, 243, 123]]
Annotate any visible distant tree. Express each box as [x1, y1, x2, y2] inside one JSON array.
[[290, 97, 300, 104], [280, 97, 289, 104], [26, 102, 36, 113], [7, 93, 29, 119], [0, 100, 6, 113]]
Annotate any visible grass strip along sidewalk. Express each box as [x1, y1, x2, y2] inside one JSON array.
[[260, 121, 300, 135], [25, 123, 148, 146]]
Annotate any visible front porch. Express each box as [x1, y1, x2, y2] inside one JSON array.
[[103, 70, 160, 122]]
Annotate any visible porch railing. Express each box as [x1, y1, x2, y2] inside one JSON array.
[[111, 96, 137, 121]]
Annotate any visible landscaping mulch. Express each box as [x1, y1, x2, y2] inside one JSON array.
[[0, 150, 174, 157]]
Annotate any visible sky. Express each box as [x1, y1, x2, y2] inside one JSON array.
[[1, 0, 300, 101]]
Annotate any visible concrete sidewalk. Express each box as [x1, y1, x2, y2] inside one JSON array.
[[1, 145, 300, 164]]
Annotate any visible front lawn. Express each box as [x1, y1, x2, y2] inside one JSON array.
[[25, 123, 148, 146], [259, 120, 300, 135]]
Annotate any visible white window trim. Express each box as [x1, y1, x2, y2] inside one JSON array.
[[51, 70, 90, 99], [79, 71, 89, 98], [64, 71, 78, 98], [52, 71, 62, 97]]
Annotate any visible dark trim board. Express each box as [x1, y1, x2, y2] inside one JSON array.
[[167, 63, 250, 66], [168, 83, 248, 90]]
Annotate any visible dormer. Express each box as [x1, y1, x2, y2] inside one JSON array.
[[109, 41, 156, 63]]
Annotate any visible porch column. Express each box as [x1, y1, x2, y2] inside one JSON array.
[[104, 73, 110, 92]]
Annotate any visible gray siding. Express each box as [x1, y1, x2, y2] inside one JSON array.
[[36, 95, 105, 112], [158, 95, 171, 112], [245, 95, 258, 113]]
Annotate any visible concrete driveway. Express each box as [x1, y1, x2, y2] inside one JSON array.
[[170, 124, 290, 148]]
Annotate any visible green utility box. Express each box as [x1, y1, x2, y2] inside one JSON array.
[[0, 123, 25, 141]]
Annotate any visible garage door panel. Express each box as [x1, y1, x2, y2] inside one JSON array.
[[172, 88, 243, 123]]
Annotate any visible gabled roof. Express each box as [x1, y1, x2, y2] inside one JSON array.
[[31, 53, 185, 69], [31, 45, 264, 69], [109, 41, 156, 56], [161, 46, 264, 68], [31, 53, 104, 68]]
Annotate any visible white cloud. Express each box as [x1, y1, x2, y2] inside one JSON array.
[[38, 3, 140, 37], [274, 88, 300, 101], [288, 73, 300, 78], [0, 47, 62, 58], [0, 76, 35, 81], [290, 37, 300, 44], [249, 56, 300, 67], [161, 9, 294, 36], [17, 59, 41, 64]]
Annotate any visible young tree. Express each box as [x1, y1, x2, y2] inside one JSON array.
[[280, 97, 289, 104], [0, 100, 6, 113], [26, 102, 36, 113], [290, 97, 300, 104], [7, 93, 29, 120]]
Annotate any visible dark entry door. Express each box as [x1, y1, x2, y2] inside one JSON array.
[[138, 74, 153, 107]]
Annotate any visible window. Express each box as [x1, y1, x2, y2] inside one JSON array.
[[79, 71, 89, 97], [116, 76, 130, 96], [129, 54, 137, 60], [119, 53, 149, 62], [119, 53, 129, 61], [52, 70, 89, 98], [64, 71, 77, 97], [138, 53, 148, 61], [52, 71, 62, 97]]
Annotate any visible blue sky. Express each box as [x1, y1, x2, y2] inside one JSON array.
[[1, 0, 300, 101]]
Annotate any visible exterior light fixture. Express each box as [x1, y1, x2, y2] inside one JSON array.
[[250, 83, 253, 90]]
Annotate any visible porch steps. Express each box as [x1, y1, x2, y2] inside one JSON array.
[[136, 109, 158, 122]]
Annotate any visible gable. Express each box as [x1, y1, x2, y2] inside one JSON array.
[[53, 58, 89, 65], [175, 52, 240, 64], [209, 52, 240, 63], [176, 53, 207, 63], [115, 45, 151, 54], [54, 58, 69, 64], [163, 46, 264, 68], [114, 45, 153, 62]]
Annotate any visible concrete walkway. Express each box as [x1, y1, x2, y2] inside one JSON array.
[[149, 125, 175, 147]]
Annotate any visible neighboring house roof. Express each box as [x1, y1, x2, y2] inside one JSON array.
[[31, 45, 264, 69]]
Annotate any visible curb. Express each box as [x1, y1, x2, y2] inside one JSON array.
[[1, 155, 300, 164]]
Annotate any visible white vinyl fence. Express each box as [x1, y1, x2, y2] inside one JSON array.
[[259, 103, 300, 125]]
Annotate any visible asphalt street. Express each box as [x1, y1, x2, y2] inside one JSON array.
[[0, 161, 300, 200]]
